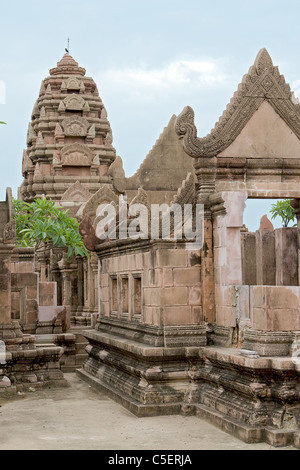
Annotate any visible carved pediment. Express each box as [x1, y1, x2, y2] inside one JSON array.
[[63, 94, 85, 111], [66, 77, 80, 90], [61, 181, 92, 202], [60, 143, 92, 166], [82, 184, 119, 222], [175, 48, 300, 158], [61, 116, 89, 136]]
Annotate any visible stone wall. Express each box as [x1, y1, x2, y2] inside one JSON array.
[[241, 227, 298, 286], [97, 241, 205, 347]]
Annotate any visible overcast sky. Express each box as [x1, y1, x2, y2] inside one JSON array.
[[1, 0, 300, 229]]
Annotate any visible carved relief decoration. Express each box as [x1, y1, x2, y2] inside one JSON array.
[[129, 187, 150, 211], [92, 153, 100, 165], [105, 130, 113, 146], [52, 151, 61, 165], [60, 143, 92, 166], [61, 116, 89, 136], [82, 184, 119, 222], [66, 77, 80, 90], [109, 155, 126, 193], [3, 220, 16, 242], [175, 48, 300, 157], [61, 181, 92, 202], [27, 123, 37, 145], [87, 124, 96, 138], [22, 150, 33, 174], [170, 172, 196, 206], [63, 94, 85, 111]]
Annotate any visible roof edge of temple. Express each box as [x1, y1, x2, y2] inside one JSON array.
[[175, 48, 299, 158]]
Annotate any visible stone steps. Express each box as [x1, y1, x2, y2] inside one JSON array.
[[61, 327, 92, 373]]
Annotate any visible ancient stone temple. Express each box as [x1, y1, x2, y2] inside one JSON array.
[[2, 47, 299, 447], [0, 188, 66, 393], [15, 52, 195, 369], [75, 49, 300, 447]]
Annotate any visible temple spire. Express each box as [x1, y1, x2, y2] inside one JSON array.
[[65, 37, 70, 54]]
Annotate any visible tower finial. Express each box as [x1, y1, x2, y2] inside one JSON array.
[[65, 37, 70, 54]]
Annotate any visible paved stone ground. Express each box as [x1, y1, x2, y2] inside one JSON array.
[[0, 373, 295, 451]]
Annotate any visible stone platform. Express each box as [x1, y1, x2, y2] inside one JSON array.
[[77, 334, 300, 447]]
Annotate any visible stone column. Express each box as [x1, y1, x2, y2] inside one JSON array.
[[290, 199, 300, 285], [37, 251, 49, 282], [211, 191, 248, 346], [255, 228, 275, 286], [61, 269, 72, 307], [0, 244, 14, 324], [90, 253, 99, 326], [275, 228, 298, 286], [76, 256, 84, 315], [194, 156, 217, 324]]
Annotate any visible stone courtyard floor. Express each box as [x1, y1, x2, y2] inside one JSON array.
[[0, 373, 295, 451]]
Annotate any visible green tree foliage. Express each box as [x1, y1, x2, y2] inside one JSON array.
[[13, 197, 89, 258], [269, 199, 296, 228]]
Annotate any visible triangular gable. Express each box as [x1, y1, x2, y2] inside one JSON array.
[[220, 100, 300, 159], [175, 49, 300, 158]]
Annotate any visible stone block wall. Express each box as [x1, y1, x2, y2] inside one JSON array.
[[98, 242, 205, 347], [11, 249, 39, 334], [251, 285, 300, 331], [241, 227, 298, 287]]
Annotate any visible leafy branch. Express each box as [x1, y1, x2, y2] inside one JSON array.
[[13, 197, 89, 258], [269, 199, 297, 228]]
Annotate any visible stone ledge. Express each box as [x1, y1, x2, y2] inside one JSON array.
[[195, 404, 296, 446], [76, 368, 182, 417], [83, 329, 205, 359], [195, 404, 264, 443], [243, 330, 294, 356], [202, 346, 300, 371]]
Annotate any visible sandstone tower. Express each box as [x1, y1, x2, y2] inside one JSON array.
[[19, 53, 116, 212], [18, 53, 119, 329]]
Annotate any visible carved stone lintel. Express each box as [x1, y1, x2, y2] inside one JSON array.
[[61, 116, 89, 137], [63, 94, 85, 111], [60, 143, 92, 166]]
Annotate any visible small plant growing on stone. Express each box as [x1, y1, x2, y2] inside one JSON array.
[[269, 199, 297, 228], [13, 197, 89, 258]]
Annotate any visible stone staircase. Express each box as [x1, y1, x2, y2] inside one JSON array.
[[63, 326, 93, 373]]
